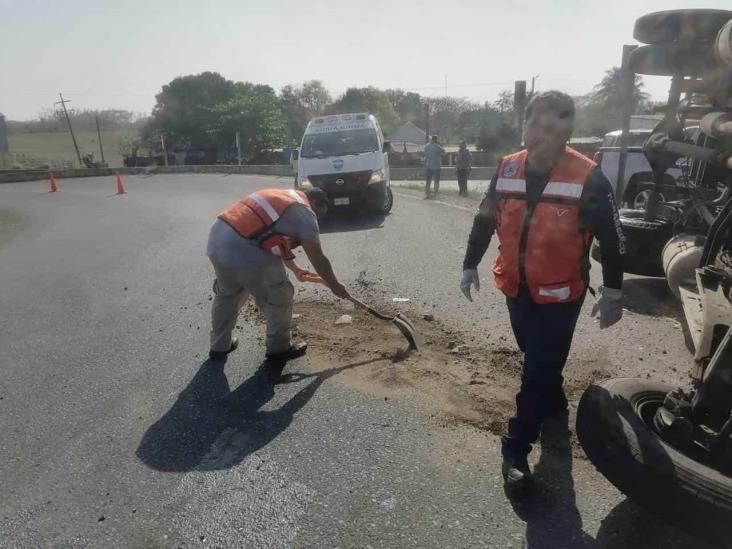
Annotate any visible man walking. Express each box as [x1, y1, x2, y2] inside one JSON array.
[[423, 135, 444, 198], [459, 91, 625, 492], [207, 185, 350, 363], [455, 141, 473, 197]]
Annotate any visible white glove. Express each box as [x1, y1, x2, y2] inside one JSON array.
[[460, 269, 480, 302], [591, 286, 623, 329]]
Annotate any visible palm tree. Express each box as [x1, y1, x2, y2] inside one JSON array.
[[592, 67, 649, 113]]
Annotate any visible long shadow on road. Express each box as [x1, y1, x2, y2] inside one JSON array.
[[136, 356, 386, 472], [505, 414, 718, 548]]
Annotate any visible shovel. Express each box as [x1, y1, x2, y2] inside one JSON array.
[[299, 273, 420, 350]]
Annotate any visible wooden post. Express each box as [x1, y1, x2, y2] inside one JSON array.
[[56, 93, 83, 167], [95, 115, 105, 165], [236, 131, 242, 165], [160, 135, 169, 166]]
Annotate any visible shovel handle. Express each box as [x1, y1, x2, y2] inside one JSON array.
[[348, 296, 392, 321]]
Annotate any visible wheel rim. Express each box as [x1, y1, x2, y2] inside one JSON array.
[[634, 190, 665, 210], [636, 391, 731, 472]]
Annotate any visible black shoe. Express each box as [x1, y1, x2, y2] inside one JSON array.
[[209, 337, 239, 360], [502, 455, 533, 492], [265, 341, 308, 362]]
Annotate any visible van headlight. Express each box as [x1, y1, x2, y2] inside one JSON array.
[[297, 175, 311, 188], [369, 169, 385, 184]]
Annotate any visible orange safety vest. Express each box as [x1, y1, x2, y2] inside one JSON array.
[[217, 189, 312, 260], [492, 147, 595, 304]]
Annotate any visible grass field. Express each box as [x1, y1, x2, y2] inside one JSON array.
[[6, 128, 140, 169]]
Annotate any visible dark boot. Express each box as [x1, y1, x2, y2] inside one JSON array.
[[209, 337, 239, 360], [265, 341, 308, 362], [502, 454, 533, 492]]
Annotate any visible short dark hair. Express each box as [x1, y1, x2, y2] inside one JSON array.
[[303, 186, 327, 207], [525, 90, 575, 121], [431, 135, 438, 141]]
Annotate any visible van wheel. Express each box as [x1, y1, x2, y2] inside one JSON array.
[[577, 378, 732, 544], [375, 186, 393, 215]]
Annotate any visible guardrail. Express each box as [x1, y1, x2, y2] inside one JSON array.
[[0, 164, 498, 184]]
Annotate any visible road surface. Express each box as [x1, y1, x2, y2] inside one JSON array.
[[0, 174, 718, 548]]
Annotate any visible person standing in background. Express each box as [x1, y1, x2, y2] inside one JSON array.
[[423, 135, 444, 199], [455, 141, 473, 197]]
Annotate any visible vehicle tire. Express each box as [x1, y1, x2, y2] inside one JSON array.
[[577, 378, 732, 543], [633, 9, 732, 44], [629, 42, 721, 77], [593, 210, 674, 277], [632, 189, 666, 210], [374, 185, 393, 215]]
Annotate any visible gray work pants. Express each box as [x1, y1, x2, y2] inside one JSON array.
[[209, 259, 294, 355]]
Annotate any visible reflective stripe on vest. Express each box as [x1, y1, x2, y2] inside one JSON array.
[[247, 192, 281, 224], [217, 189, 312, 259], [491, 147, 596, 304]]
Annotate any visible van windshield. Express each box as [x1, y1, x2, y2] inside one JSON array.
[[301, 128, 379, 158]]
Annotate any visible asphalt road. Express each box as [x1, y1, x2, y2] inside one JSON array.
[[0, 174, 718, 548]]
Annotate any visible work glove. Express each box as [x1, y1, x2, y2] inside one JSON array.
[[591, 286, 623, 329], [460, 269, 480, 302]]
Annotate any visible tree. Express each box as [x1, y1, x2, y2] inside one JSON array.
[[328, 87, 400, 133], [280, 80, 331, 144], [573, 68, 650, 136], [493, 90, 514, 113], [143, 72, 238, 149], [384, 89, 424, 124], [427, 97, 478, 142], [207, 87, 285, 160], [592, 67, 649, 112]]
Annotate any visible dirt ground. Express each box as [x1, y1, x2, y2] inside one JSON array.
[[241, 290, 609, 455]]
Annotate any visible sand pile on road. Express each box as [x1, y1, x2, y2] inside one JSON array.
[[276, 297, 607, 439]]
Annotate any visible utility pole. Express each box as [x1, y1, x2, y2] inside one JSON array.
[[160, 135, 169, 166], [530, 75, 539, 98], [444, 74, 447, 97], [236, 131, 242, 165], [514, 80, 527, 148], [56, 93, 83, 166], [424, 102, 430, 143], [95, 114, 105, 165]]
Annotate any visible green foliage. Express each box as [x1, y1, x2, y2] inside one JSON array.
[[384, 89, 424, 124], [328, 87, 400, 133], [280, 80, 331, 144], [144, 71, 239, 149], [573, 68, 650, 137], [208, 89, 285, 157], [427, 97, 479, 142]]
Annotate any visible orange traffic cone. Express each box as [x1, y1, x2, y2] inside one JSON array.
[[115, 174, 127, 195], [49, 173, 58, 193]]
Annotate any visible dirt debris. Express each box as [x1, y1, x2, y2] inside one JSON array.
[[237, 292, 609, 452]]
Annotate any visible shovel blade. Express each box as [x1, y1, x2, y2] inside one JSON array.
[[392, 316, 420, 350]]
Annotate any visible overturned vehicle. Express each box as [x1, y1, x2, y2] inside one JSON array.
[[578, 9, 732, 542]]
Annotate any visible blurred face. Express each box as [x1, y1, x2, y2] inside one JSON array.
[[523, 106, 573, 165]]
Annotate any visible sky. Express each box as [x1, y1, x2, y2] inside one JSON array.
[[1, 0, 730, 120]]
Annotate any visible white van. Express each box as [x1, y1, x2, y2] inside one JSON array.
[[293, 113, 392, 214]]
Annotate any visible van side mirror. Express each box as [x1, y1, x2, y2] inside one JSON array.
[[382, 141, 391, 153], [292, 149, 299, 161]]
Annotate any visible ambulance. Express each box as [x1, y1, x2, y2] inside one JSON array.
[[293, 113, 392, 214]]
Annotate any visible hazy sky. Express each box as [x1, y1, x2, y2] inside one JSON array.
[[2, 0, 730, 120]]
